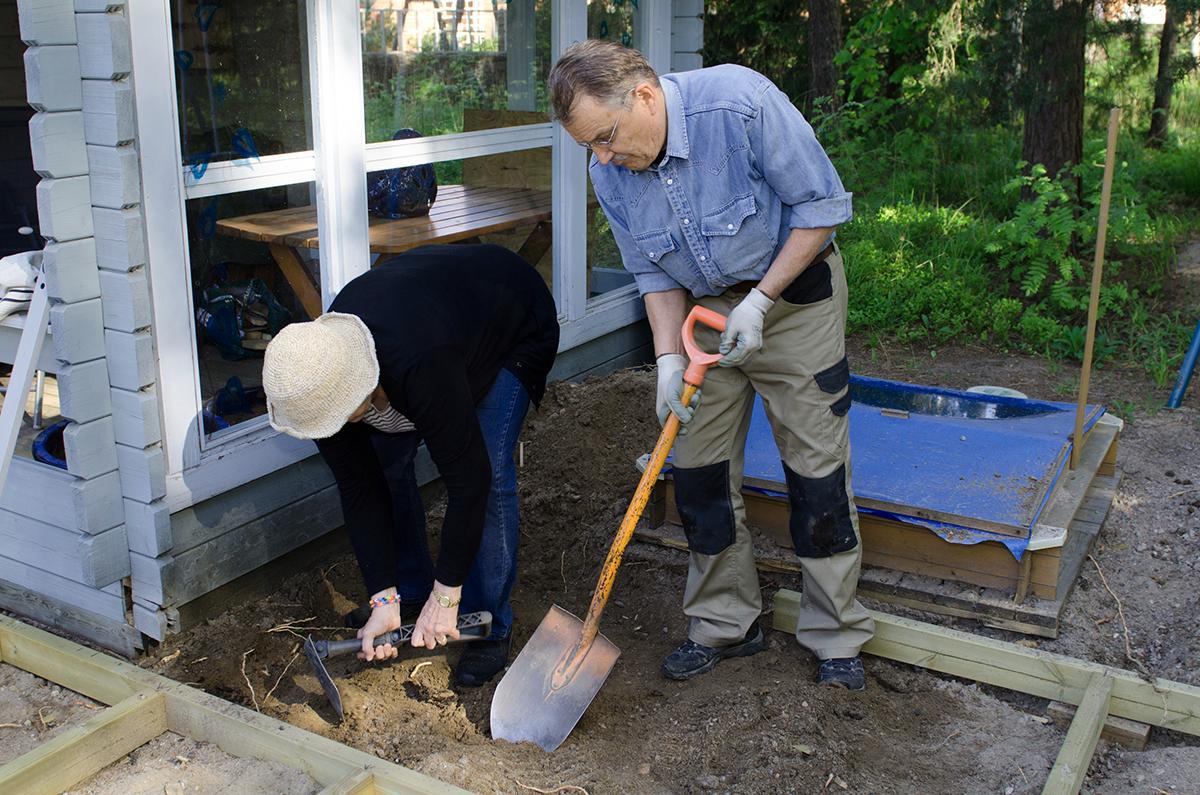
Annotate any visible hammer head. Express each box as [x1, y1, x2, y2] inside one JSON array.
[[303, 635, 344, 722]]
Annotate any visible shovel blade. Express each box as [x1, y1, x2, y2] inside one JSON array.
[[490, 605, 619, 752], [303, 635, 344, 722]]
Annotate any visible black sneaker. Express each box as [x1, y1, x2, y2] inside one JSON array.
[[817, 656, 866, 691], [453, 635, 511, 687], [661, 621, 766, 681], [343, 600, 426, 630]]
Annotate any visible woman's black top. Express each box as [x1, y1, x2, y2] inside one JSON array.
[[314, 244, 558, 592]]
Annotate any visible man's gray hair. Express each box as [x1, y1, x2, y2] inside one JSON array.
[[548, 39, 661, 124]]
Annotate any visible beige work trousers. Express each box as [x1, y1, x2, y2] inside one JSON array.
[[672, 249, 875, 659]]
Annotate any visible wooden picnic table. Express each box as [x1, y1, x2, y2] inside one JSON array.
[[216, 184, 553, 318]]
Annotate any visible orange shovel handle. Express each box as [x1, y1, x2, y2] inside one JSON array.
[[577, 306, 727, 649]]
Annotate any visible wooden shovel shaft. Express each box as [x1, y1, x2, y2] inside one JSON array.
[[577, 382, 699, 648]]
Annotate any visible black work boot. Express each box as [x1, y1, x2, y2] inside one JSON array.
[[817, 656, 866, 691], [661, 621, 766, 681], [453, 635, 512, 687]]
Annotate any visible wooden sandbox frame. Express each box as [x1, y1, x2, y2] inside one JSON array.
[[0, 614, 467, 795], [638, 414, 1122, 638]]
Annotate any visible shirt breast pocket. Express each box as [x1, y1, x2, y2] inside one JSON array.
[[633, 228, 678, 266], [701, 194, 773, 277]]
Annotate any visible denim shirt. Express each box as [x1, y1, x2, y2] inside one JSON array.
[[591, 64, 852, 297]]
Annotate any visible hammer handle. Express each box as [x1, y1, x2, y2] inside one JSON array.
[[321, 610, 493, 658]]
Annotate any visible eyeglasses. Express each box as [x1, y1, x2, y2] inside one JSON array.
[[578, 88, 636, 151]]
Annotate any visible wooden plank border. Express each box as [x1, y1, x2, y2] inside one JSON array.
[[772, 590, 1200, 737], [1043, 674, 1113, 794], [0, 691, 168, 795], [0, 614, 467, 793]]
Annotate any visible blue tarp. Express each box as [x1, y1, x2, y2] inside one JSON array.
[[672, 375, 1104, 561]]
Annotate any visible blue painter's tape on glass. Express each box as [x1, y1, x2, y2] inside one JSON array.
[[175, 50, 194, 71], [231, 128, 261, 162], [196, 3, 220, 32], [198, 200, 218, 240], [213, 80, 229, 106], [187, 152, 213, 181]]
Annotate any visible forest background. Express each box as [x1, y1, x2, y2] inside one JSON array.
[[703, 0, 1200, 396]]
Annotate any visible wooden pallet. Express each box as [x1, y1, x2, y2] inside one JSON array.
[[0, 614, 466, 795], [771, 590, 1200, 794], [637, 416, 1121, 638]]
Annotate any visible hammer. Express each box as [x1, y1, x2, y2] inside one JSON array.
[[303, 610, 493, 721]]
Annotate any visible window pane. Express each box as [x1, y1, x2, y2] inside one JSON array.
[[361, 147, 554, 292], [172, 1, 313, 167], [584, 4, 642, 302], [588, 0, 635, 46], [585, 160, 636, 302], [189, 183, 319, 440], [360, 0, 551, 142]]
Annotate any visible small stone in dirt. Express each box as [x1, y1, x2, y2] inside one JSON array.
[[1166, 470, 1175, 477], [696, 773, 721, 789], [795, 743, 814, 755], [638, 763, 651, 775]]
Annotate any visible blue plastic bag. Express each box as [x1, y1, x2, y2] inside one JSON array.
[[366, 129, 438, 219]]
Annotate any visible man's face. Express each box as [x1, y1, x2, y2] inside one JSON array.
[[563, 84, 664, 172]]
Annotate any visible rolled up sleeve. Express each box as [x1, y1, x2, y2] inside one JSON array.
[[750, 82, 853, 230], [596, 190, 685, 295]]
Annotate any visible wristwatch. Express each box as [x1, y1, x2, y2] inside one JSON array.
[[432, 592, 460, 608]]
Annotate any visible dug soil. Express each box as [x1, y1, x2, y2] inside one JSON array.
[[144, 242, 1200, 794]]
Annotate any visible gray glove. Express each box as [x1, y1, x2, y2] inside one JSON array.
[[655, 353, 700, 431], [718, 288, 775, 367]]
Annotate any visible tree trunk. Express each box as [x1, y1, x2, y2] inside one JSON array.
[[807, 0, 842, 115], [1148, 2, 1179, 148], [1020, 0, 1089, 202]]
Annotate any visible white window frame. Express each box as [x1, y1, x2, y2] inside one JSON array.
[[133, 0, 654, 512]]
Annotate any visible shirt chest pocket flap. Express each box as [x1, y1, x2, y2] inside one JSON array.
[[633, 228, 678, 264], [701, 194, 757, 237]]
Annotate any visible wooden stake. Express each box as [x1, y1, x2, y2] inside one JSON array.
[[1072, 108, 1121, 469]]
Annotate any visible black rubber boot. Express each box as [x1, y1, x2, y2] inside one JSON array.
[[453, 635, 512, 687], [661, 621, 766, 680]]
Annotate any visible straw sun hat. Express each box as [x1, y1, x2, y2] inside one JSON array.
[[262, 312, 379, 439]]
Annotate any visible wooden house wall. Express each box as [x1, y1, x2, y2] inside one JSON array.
[[0, 0, 142, 656], [670, 0, 703, 72]]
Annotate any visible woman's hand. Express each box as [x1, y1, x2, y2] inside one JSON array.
[[410, 583, 463, 650], [357, 589, 403, 662]]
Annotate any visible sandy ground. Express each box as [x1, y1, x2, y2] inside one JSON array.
[[0, 663, 103, 765], [11, 238, 1197, 793]]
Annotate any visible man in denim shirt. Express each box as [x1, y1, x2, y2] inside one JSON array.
[[550, 41, 875, 690]]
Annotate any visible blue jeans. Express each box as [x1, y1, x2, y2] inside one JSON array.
[[370, 368, 529, 639]]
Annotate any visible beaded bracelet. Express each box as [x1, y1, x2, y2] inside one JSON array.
[[368, 593, 400, 609]]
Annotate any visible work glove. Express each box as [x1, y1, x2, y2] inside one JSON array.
[[656, 353, 701, 431], [718, 288, 775, 367]]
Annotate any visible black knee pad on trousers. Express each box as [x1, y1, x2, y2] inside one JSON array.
[[783, 462, 858, 558], [672, 461, 735, 555]]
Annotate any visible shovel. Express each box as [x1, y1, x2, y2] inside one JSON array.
[[304, 610, 492, 721], [491, 305, 727, 751]]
